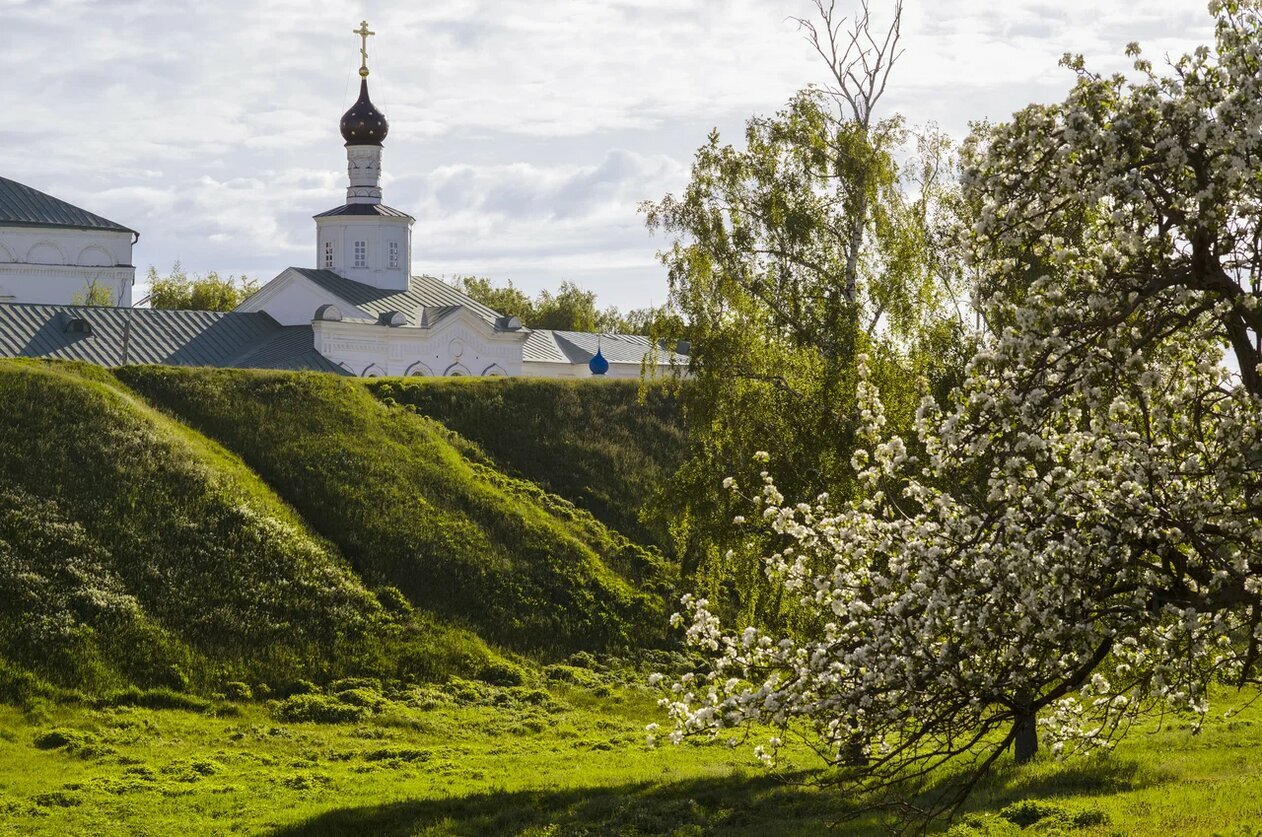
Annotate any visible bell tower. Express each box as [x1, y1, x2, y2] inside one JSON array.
[[313, 20, 415, 291]]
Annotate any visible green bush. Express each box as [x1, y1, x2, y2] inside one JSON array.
[[478, 661, 528, 687], [33, 728, 96, 751], [273, 693, 367, 724], [998, 800, 1062, 827], [96, 687, 213, 713]]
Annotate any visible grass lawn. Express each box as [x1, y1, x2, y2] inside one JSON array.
[[1, 678, 1260, 836]]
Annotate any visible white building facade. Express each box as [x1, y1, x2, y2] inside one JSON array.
[[0, 177, 136, 307]]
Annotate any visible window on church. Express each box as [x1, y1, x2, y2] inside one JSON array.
[[354, 240, 367, 268], [324, 241, 334, 269], [388, 241, 400, 269]]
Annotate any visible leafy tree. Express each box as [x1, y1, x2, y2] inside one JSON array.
[[451, 275, 685, 338], [531, 282, 604, 332], [71, 278, 116, 307], [655, 2, 1262, 828], [147, 261, 259, 312], [641, 0, 968, 613], [451, 276, 535, 323]]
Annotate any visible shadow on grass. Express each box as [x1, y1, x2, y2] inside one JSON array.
[[269, 772, 859, 837], [271, 754, 1166, 837]]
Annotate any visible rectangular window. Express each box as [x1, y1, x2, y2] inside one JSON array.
[[388, 241, 400, 269], [354, 240, 367, 268], [323, 241, 334, 268]]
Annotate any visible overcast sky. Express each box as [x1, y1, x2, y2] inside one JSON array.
[[0, 0, 1217, 310]]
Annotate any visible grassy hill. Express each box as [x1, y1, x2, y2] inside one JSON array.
[[367, 378, 687, 550], [115, 367, 674, 656], [0, 360, 498, 699], [0, 361, 679, 700]]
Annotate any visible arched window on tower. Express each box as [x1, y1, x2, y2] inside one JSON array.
[[324, 241, 334, 269], [354, 240, 367, 268]]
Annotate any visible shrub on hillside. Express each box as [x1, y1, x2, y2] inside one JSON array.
[[273, 693, 367, 724]]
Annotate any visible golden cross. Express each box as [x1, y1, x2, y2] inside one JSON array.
[[354, 20, 375, 78]]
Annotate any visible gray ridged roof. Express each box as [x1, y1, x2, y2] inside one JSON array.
[[289, 269, 507, 327], [0, 302, 345, 373], [0, 177, 136, 234], [313, 203, 415, 220], [524, 329, 682, 366]]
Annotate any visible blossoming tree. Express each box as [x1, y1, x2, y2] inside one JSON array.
[[653, 1, 1262, 825]]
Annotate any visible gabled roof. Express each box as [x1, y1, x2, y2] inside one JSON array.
[[524, 329, 682, 366], [0, 302, 345, 373], [0, 177, 136, 234], [288, 269, 509, 328], [313, 203, 414, 220]]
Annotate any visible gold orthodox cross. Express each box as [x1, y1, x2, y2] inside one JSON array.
[[354, 20, 375, 77]]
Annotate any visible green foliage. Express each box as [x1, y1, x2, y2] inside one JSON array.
[[146, 261, 259, 311], [643, 88, 972, 621], [70, 278, 117, 307], [115, 366, 672, 653], [450, 275, 685, 337], [368, 377, 686, 550], [274, 694, 368, 724]]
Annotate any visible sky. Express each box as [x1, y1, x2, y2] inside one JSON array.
[[0, 0, 1218, 311]]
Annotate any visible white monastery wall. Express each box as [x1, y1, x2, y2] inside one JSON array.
[[312, 318, 523, 377], [0, 226, 134, 306]]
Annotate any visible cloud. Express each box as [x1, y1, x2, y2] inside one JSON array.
[[0, 0, 1219, 311]]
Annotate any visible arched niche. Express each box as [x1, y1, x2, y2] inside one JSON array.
[[0, 240, 16, 263], [444, 362, 470, 377], [481, 363, 507, 377], [361, 363, 386, 378], [405, 361, 434, 377], [77, 245, 114, 267], [26, 241, 67, 265]]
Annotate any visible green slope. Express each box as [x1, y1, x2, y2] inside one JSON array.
[[115, 367, 673, 655], [367, 378, 686, 549], [0, 360, 499, 696]]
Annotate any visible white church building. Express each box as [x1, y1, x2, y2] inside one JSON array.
[[0, 177, 138, 308], [0, 24, 685, 381]]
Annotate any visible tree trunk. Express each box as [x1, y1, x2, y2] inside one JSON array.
[[842, 731, 869, 767], [1012, 710, 1038, 765]]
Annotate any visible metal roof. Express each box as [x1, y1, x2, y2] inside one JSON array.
[[289, 269, 507, 327], [0, 302, 346, 373], [0, 177, 136, 234], [312, 203, 414, 220], [524, 329, 682, 366]]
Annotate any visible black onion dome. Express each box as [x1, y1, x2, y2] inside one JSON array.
[[340, 79, 389, 146]]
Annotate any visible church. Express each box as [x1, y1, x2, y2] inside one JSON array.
[[0, 23, 685, 380]]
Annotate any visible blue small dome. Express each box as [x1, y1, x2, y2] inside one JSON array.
[[589, 348, 609, 376]]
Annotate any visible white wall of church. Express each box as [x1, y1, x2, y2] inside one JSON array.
[[236, 272, 349, 326], [313, 318, 524, 377], [0, 225, 134, 306], [315, 216, 411, 291]]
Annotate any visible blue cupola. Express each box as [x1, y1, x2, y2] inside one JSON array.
[[588, 347, 609, 376]]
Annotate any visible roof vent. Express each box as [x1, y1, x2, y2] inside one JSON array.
[[314, 304, 343, 322], [496, 315, 523, 331], [377, 310, 407, 327], [63, 316, 92, 335]]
